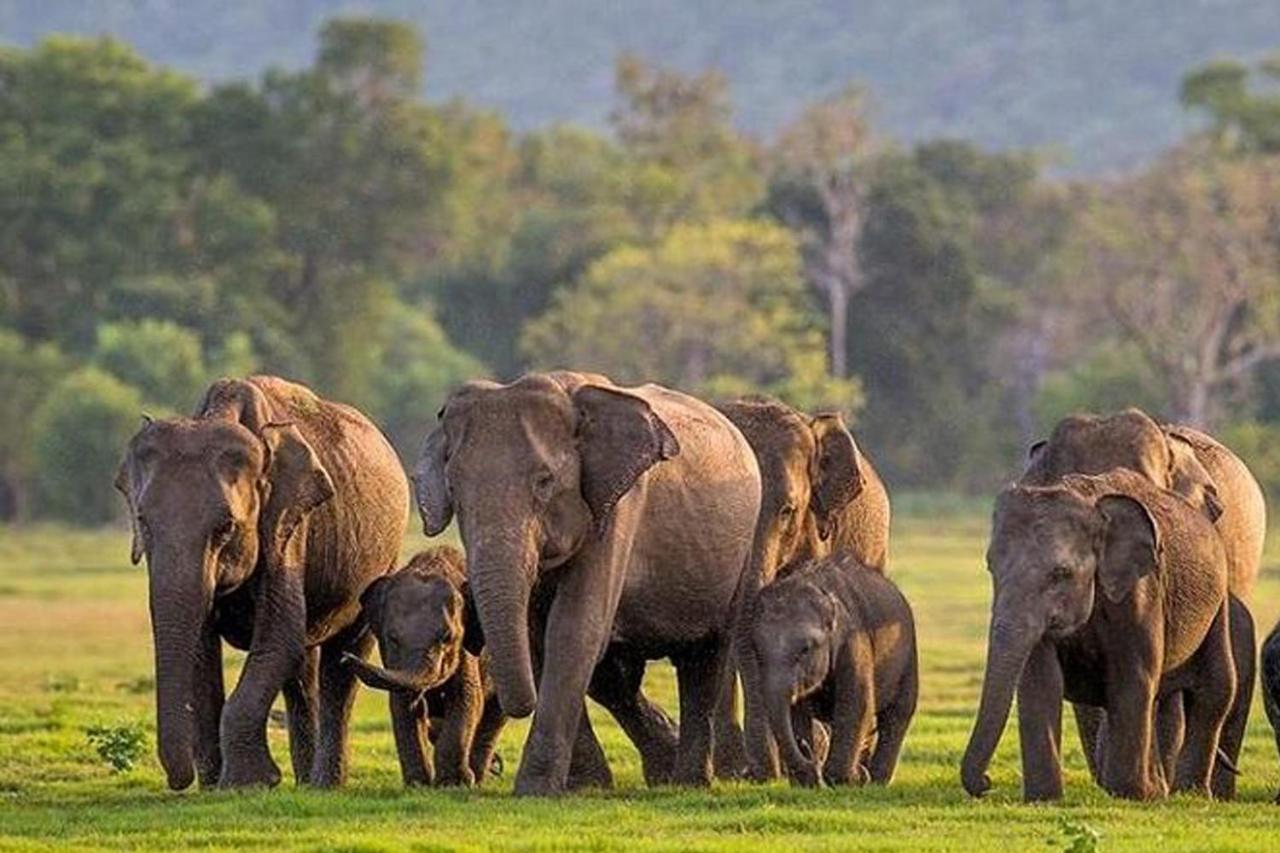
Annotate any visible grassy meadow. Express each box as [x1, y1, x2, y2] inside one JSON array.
[[3, 505, 1280, 851]]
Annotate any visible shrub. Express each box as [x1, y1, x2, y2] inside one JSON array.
[[94, 319, 208, 411], [86, 723, 147, 773], [32, 368, 145, 524]]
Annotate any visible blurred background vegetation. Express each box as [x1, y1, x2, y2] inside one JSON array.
[[2, 11, 1280, 524]]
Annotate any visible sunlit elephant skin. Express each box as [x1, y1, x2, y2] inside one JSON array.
[[751, 553, 917, 788], [115, 375, 408, 790], [1021, 408, 1263, 797], [413, 371, 761, 795], [346, 545, 505, 787], [717, 397, 890, 780], [962, 469, 1235, 802]]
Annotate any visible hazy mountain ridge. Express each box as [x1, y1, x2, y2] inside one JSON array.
[[3, 0, 1278, 171]]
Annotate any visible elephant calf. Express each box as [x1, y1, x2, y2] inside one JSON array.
[[344, 546, 504, 787], [750, 553, 918, 788]]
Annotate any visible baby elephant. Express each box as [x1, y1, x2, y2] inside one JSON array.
[[343, 546, 504, 786], [751, 553, 918, 787]]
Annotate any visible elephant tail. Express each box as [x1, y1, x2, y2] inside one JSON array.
[[1216, 746, 1241, 777]]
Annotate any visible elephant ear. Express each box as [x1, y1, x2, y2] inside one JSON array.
[[573, 385, 680, 535], [260, 422, 335, 565], [1165, 430, 1224, 524], [114, 458, 145, 565], [1095, 493, 1162, 604], [459, 578, 485, 656], [810, 413, 864, 541], [414, 425, 453, 536], [359, 574, 395, 629], [115, 416, 157, 565]]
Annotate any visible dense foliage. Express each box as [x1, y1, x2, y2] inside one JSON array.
[[2, 18, 1280, 522]]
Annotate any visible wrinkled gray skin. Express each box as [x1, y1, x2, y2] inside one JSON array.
[[1021, 408, 1264, 797], [716, 397, 890, 780], [752, 554, 916, 788], [962, 469, 1236, 802], [413, 372, 761, 795], [115, 376, 408, 790], [345, 546, 505, 787]]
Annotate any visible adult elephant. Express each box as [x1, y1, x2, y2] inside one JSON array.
[[1019, 408, 1264, 798], [115, 376, 408, 790], [412, 371, 761, 795], [717, 397, 890, 780], [962, 469, 1237, 801]]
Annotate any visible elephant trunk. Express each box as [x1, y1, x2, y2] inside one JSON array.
[[765, 673, 814, 784], [148, 541, 214, 791], [468, 538, 537, 718], [960, 617, 1039, 797], [343, 653, 432, 693]]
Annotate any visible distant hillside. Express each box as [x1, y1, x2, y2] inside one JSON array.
[[4, 1, 1278, 172]]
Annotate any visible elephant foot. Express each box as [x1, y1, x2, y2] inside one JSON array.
[[218, 751, 282, 789], [436, 768, 476, 788], [713, 727, 749, 780], [824, 764, 870, 787], [565, 761, 613, 791], [788, 761, 823, 789]]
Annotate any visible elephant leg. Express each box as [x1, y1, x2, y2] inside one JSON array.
[[192, 621, 225, 788], [1155, 694, 1185, 793], [566, 704, 613, 790], [1017, 639, 1064, 801], [670, 635, 731, 787], [1213, 597, 1255, 800], [1101, 659, 1161, 800], [389, 691, 432, 786], [219, 570, 306, 788], [281, 646, 319, 785], [310, 624, 374, 788], [434, 666, 484, 787], [468, 696, 507, 784], [736, 610, 780, 782], [588, 650, 678, 786], [514, 540, 629, 796], [1073, 703, 1105, 783], [712, 671, 748, 780], [1174, 602, 1235, 797], [868, 666, 916, 785]]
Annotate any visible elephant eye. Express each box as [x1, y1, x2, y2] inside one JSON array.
[[779, 503, 798, 519], [1050, 564, 1073, 583]]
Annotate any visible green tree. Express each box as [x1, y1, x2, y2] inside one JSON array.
[[93, 319, 209, 411], [369, 306, 486, 459], [611, 54, 763, 226], [0, 37, 199, 347], [191, 18, 452, 404], [522, 220, 860, 413], [1181, 56, 1280, 152], [0, 330, 67, 519], [32, 368, 143, 524]]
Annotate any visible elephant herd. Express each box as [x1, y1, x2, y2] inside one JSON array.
[[114, 372, 1280, 802]]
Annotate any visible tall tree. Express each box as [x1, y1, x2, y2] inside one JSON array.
[[191, 19, 452, 403], [770, 86, 879, 379], [522, 219, 860, 413], [1181, 55, 1280, 153], [1073, 146, 1280, 426], [611, 53, 762, 227]]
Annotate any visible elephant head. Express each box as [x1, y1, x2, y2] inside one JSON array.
[[1024, 408, 1222, 523], [114, 382, 334, 790], [347, 546, 481, 696], [961, 471, 1161, 797], [719, 398, 864, 584], [411, 374, 678, 718], [751, 572, 841, 785]]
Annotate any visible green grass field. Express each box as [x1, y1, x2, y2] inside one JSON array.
[[3, 509, 1280, 851]]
